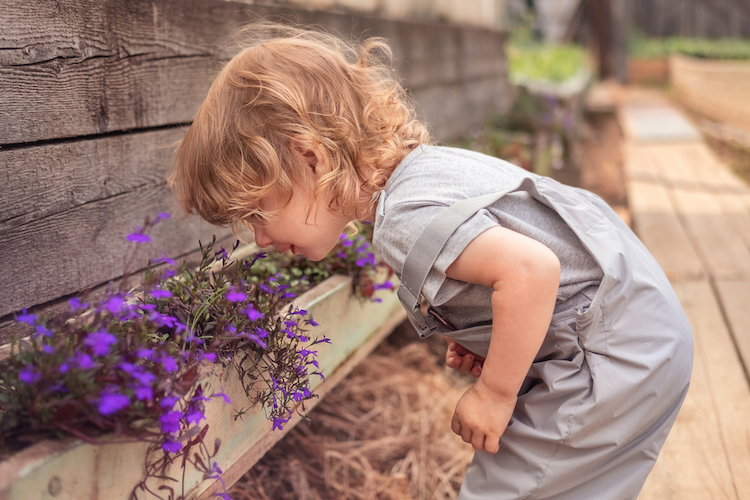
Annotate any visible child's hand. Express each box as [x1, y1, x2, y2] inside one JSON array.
[[451, 378, 516, 454], [445, 339, 485, 378]]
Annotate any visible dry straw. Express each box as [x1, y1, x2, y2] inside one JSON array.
[[229, 330, 475, 499]]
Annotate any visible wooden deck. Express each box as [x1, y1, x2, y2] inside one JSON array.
[[617, 89, 750, 499]]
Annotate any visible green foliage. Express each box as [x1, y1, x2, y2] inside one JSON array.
[[629, 35, 750, 60], [507, 43, 588, 84]]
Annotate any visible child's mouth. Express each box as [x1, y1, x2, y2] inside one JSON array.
[[291, 245, 297, 255]]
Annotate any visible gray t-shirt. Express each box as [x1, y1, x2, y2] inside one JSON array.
[[373, 145, 603, 329]]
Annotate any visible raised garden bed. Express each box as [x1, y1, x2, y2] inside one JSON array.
[[670, 54, 750, 132], [0, 273, 403, 499]]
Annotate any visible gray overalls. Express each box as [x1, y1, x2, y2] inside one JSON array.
[[397, 175, 694, 499]]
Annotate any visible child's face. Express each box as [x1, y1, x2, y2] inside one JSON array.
[[247, 187, 351, 262]]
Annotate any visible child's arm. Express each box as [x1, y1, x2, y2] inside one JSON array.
[[445, 226, 560, 454]]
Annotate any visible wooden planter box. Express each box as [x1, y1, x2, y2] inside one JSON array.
[[0, 275, 405, 500], [670, 54, 750, 131], [627, 56, 669, 85]]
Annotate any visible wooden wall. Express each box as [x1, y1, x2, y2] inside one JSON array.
[[0, 0, 511, 343], [631, 0, 750, 38]]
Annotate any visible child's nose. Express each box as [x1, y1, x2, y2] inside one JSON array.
[[253, 227, 272, 248]]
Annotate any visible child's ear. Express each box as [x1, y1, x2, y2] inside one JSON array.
[[290, 137, 323, 175]]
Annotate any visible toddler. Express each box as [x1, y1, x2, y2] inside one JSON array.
[[170, 23, 693, 500]]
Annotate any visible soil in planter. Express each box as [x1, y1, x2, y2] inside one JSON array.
[[229, 112, 628, 500]]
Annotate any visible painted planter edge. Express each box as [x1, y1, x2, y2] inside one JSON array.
[[0, 274, 405, 500]]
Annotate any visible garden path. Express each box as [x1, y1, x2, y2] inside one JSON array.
[[618, 88, 750, 500]]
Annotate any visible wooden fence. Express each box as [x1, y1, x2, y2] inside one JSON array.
[[0, 0, 511, 344], [631, 0, 750, 38]]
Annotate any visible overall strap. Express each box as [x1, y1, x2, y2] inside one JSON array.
[[397, 176, 538, 338]]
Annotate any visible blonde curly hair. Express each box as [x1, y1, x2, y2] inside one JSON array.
[[169, 22, 432, 232]]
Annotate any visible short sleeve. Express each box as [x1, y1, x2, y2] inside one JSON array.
[[374, 198, 499, 307]]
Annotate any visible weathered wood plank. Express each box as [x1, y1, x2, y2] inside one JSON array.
[[0, 183, 233, 318], [626, 179, 705, 281], [638, 284, 737, 499], [671, 187, 750, 281], [1, 128, 184, 227], [715, 280, 750, 386], [672, 280, 750, 498], [0, 0, 508, 145]]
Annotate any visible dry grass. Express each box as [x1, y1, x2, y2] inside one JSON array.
[[228, 327, 474, 500]]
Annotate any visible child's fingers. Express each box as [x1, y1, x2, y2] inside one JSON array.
[[451, 411, 462, 436], [484, 434, 501, 454]]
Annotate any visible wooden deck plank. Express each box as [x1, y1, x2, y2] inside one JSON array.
[[670, 188, 750, 280], [638, 284, 737, 499], [626, 179, 706, 281], [715, 280, 750, 392], [675, 281, 750, 498]]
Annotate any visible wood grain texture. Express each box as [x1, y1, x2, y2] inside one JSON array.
[[638, 285, 737, 499], [1, 128, 184, 227], [0, 183, 233, 318], [0, 0, 508, 145]]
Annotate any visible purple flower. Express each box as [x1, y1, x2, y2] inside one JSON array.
[[132, 370, 157, 386], [161, 395, 180, 408], [33, 325, 52, 339], [225, 325, 237, 335], [373, 280, 394, 290], [135, 385, 153, 401], [58, 363, 70, 374], [159, 356, 178, 373], [212, 391, 231, 404], [42, 344, 55, 355], [74, 353, 96, 370], [243, 333, 267, 349], [105, 295, 124, 314], [271, 415, 288, 431], [126, 232, 151, 244], [16, 309, 37, 325], [155, 212, 171, 222], [186, 409, 205, 425], [19, 366, 40, 384], [245, 305, 264, 322], [254, 327, 269, 338], [98, 391, 130, 415], [216, 247, 229, 260], [159, 411, 183, 434], [162, 440, 183, 453], [342, 239, 354, 247], [69, 297, 87, 311], [309, 318, 319, 327], [85, 331, 117, 356], [201, 352, 217, 363], [136, 348, 154, 359], [149, 312, 177, 328], [225, 290, 247, 302], [150, 289, 172, 299], [164, 269, 176, 277], [336, 252, 346, 258], [298, 349, 317, 357], [153, 254, 177, 266]]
